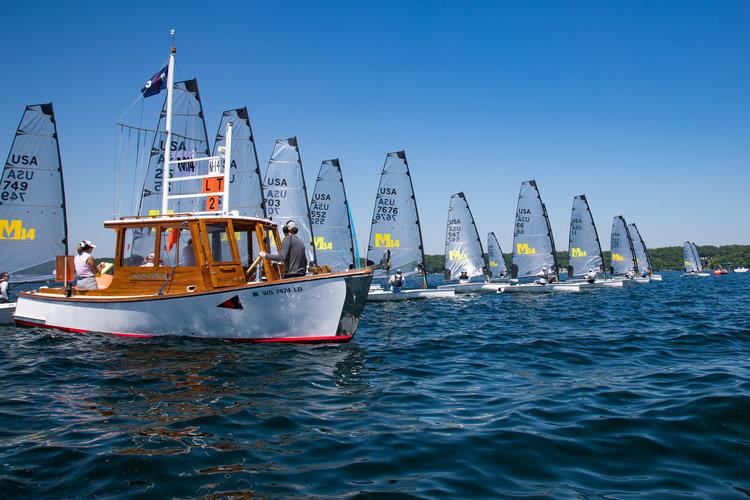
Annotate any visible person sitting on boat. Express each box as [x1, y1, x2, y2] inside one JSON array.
[[458, 270, 470, 284], [389, 269, 405, 292], [141, 252, 156, 267], [259, 220, 308, 278], [0, 272, 9, 304], [625, 268, 636, 279], [641, 267, 650, 278], [586, 268, 597, 284], [182, 238, 196, 266], [548, 266, 558, 283], [535, 267, 550, 285], [75, 240, 104, 290]]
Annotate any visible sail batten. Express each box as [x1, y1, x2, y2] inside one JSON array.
[[366, 151, 426, 281], [511, 180, 557, 279], [212, 107, 265, 218], [486, 232, 508, 278], [263, 137, 316, 263], [444, 192, 485, 280], [609, 216, 638, 275], [0, 103, 68, 282], [568, 194, 604, 277], [310, 159, 356, 271]]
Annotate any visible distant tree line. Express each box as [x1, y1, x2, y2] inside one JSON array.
[[421, 245, 750, 273]]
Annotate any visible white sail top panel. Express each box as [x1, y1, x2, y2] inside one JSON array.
[[366, 151, 425, 279], [444, 192, 484, 280], [213, 107, 265, 218], [690, 243, 703, 272], [610, 216, 638, 275], [486, 232, 507, 278], [310, 159, 355, 271], [628, 223, 651, 272], [263, 137, 316, 263], [568, 195, 604, 277], [511, 180, 557, 279], [0, 103, 67, 282]]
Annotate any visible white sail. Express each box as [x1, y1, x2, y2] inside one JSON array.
[[310, 159, 356, 271], [568, 195, 604, 277], [366, 151, 426, 281], [609, 216, 638, 275], [444, 192, 484, 280], [511, 180, 558, 279], [0, 103, 68, 282], [263, 137, 316, 263], [486, 232, 508, 278], [684, 241, 703, 272], [212, 107, 264, 218], [628, 223, 651, 272]]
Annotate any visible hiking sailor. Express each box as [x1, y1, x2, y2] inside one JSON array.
[[0, 272, 9, 304], [458, 270, 470, 284], [585, 268, 597, 284], [389, 269, 405, 292], [535, 266, 550, 285]]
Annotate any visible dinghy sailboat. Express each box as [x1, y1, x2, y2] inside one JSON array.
[[0, 103, 68, 323], [565, 195, 626, 288], [628, 223, 662, 281], [310, 159, 358, 271], [683, 241, 709, 277], [438, 192, 500, 293], [486, 232, 511, 283], [502, 180, 580, 293], [366, 151, 453, 301], [263, 137, 317, 264], [13, 37, 372, 341], [609, 216, 645, 283]]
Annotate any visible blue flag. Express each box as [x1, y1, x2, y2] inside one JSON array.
[[141, 65, 168, 98]]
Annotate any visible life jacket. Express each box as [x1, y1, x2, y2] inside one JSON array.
[[393, 275, 404, 287]]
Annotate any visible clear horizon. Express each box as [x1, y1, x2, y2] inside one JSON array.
[[1, 1, 748, 256]]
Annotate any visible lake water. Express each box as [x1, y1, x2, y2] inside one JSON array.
[[1, 272, 749, 497]]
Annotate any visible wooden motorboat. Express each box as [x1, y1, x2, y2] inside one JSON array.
[[14, 213, 371, 342]]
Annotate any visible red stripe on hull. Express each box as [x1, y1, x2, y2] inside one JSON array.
[[13, 319, 353, 344]]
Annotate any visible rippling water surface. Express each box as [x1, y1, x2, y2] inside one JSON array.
[[1, 272, 749, 497]]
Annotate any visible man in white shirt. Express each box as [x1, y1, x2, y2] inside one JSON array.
[[0, 272, 9, 303]]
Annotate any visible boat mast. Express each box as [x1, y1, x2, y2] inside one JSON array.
[[161, 30, 176, 216]]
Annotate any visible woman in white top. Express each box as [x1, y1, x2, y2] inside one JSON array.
[[75, 240, 103, 290]]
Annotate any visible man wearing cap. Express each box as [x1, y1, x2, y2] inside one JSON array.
[[0, 272, 10, 303], [75, 240, 104, 290], [259, 220, 308, 278]]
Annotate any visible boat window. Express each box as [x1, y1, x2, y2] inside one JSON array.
[[158, 227, 197, 267], [205, 222, 237, 263], [122, 227, 158, 266], [233, 228, 256, 267]]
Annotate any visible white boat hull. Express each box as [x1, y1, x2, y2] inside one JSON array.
[[496, 283, 581, 293], [367, 289, 455, 302], [569, 278, 633, 288], [682, 272, 710, 277], [436, 282, 506, 294], [14, 272, 371, 343], [734, 268, 749, 273], [0, 303, 15, 324], [649, 274, 663, 281]]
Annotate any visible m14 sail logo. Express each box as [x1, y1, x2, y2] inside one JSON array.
[[448, 250, 467, 261], [612, 253, 625, 261], [375, 233, 400, 248], [571, 247, 587, 257], [489, 260, 499, 268], [314, 236, 333, 250], [0, 219, 36, 240], [516, 243, 536, 255]]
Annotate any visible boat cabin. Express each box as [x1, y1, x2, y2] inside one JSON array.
[[49, 214, 294, 297]]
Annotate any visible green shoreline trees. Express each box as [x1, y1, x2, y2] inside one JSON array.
[[422, 245, 750, 273]]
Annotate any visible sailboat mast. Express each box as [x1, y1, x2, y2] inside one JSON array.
[[161, 30, 176, 215]]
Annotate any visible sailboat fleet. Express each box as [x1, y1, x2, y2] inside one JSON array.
[[0, 33, 745, 334]]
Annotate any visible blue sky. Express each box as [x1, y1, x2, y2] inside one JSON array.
[[1, 1, 748, 256]]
